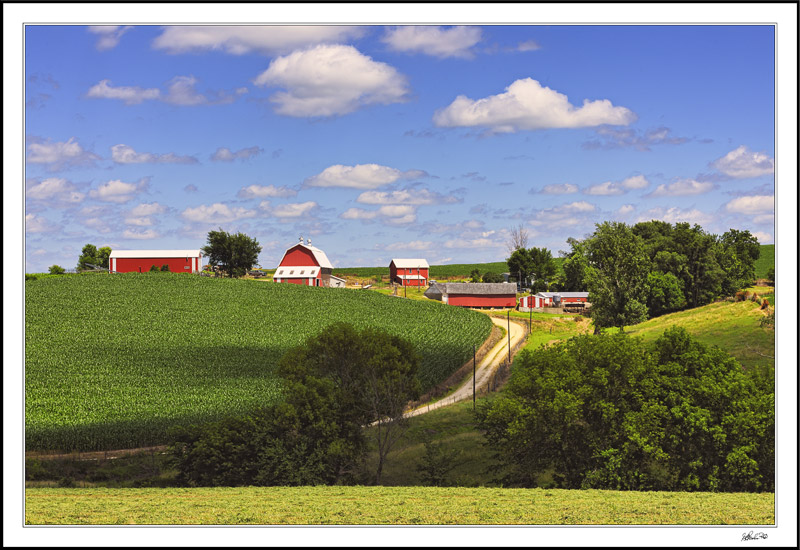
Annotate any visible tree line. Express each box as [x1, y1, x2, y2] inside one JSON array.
[[508, 221, 761, 331]]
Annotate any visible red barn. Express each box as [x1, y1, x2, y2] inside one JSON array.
[[424, 282, 518, 308], [273, 238, 334, 287], [109, 249, 203, 273], [389, 258, 430, 286], [519, 292, 590, 311]]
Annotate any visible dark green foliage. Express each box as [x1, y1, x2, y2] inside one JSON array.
[[26, 274, 39, 281], [585, 221, 650, 331], [77, 243, 98, 271], [481, 272, 504, 283], [506, 246, 558, 291], [148, 264, 159, 272], [97, 247, 111, 269], [717, 229, 760, 296], [160, 264, 170, 272], [477, 327, 774, 492], [560, 237, 589, 292], [469, 268, 481, 283], [169, 322, 421, 486], [416, 431, 462, 486], [765, 267, 774, 286], [506, 248, 532, 288], [646, 271, 686, 317], [202, 228, 262, 278], [48, 265, 65, 275]]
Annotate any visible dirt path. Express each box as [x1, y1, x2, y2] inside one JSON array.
[[404, 316, 526, 418]]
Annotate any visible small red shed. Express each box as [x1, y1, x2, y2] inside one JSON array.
[[389, 258, 430, 287], [109, 249, 203, 273], [273, 237, 334, 287]]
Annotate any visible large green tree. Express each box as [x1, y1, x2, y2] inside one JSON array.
[[584, 222, 650, 332], [717, 229, 760, 296], [559, 237, 590, 292], [201, 229, 262, 278], [506, 248, 533, 288], [528, 247, 558, 293], [477, 327, 774, 492]]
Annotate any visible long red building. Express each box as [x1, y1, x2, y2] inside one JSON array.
[[108, 249, 203, 273], [273, 238, 334, 287], [389, 258, 430, 286], [424, 282, 518, 308]]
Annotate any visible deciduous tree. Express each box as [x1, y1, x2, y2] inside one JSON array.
[[201, 229, 262, 278]]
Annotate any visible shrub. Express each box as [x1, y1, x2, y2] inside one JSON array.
[[149, 265, 159, 272], [160, 264, 170, 272], [26, 274, 38, 281], [48, 265, 66, 275]]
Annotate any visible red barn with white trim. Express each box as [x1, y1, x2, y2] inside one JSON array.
[[389, 258, 430, 286], [273, 238, 334, 287], [109, 249, 203, 273], [424, 282, 517, 308]]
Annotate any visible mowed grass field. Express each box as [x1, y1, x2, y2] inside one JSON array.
[[24, 486, 774, 525], [25, 273, 492, 452]]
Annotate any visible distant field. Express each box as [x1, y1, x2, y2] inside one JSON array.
[[25, 274, 492, 452], [24, 486, 774, 525]]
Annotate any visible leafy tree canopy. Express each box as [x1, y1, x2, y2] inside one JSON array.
[[201, 229, 262, 278]]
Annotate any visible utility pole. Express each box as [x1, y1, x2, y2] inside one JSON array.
[[529, 298, 532, 334], [507, 310, 511, 365]]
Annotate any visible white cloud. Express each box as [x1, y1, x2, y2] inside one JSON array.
[[130, 202, 167, 217], [711, 146, 774, 179], [181, 203, 257, 224], [305, 164, 422, 189], [648, 178, 714, 197], [616, 204, 636, 216], [584, 175, 649, 196], [88, 26, 133, 51], [153, 26, 364, 55], [620, 175, 649, 190], [237, 184, 297, 199], [263, 201, 318, 218], [529, 201, 598, 228], [89, 178, 148, 203], [540, 183, 579, 195], [212, 146, 263, 162], [25, 213, 60, 233], [385, 240, 434, 251], [444, 238, 498, 249], [26, 137, 99, 169], [636, 207, 714, 226], [516, 40, 541, 52], [382, 26, 482, 59], [124, 217, 154, 227], [725, 195, 774, 215], [111, 144, 198, 164], [123, 229, 161, 240], [26, 177, 85, 205], [356, 188, 459, 206], [341, 205, 417, 225], [82, 217, 114, 234], [751, 231, 773, 244], [433, 78, 636, 133], [163, 75, 210, 106], [86, 79, 160, 105], [254, 45, 409, 117]]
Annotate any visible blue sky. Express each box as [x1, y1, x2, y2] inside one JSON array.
[[22, 24, 778, 272]]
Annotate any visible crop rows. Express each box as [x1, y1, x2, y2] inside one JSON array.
[[25, 274, 492, 452]]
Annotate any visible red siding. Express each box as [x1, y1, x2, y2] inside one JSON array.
[[114, 257, 196, 273], [280, 246, 320, 267], [561, 296, 587, 303], [390, 263, 429, 286], [448, 294, 517, 307]]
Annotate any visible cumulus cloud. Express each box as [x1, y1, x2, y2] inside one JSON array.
[[433, 78, 636, 133], [123, 229, 161, 240], [711, 146, 774, 179], [253, 45, 410, 117], [305, 164, 423, 189], [26, 213, 60, 234], [260, 200, 318, 218], [356, 188, 460, 206], [751, 231, 773, 244], [585, 175, 649, 195], [181, 202, 258, 224], [88, 26, 133, 51], [237, 184, 297, 199], [89, 178, 149, 203], [26, 137, 100, 170], [538, 183, 579, 195], [153, 25, 364, 55], [616, 204, 636, 216], [382, 26, 482, 59], [211, 146, 264, 162], [111, 144, 198, 164], [341, 205, 417, 225], [725, 195, 774, 215], [26, 177, 85, 205], [636, 207, 714, 227], [87, 79, 160, 104], [516, 40, 541, 52], [529, 201, 598, 228], [130, 202, 167, 217], [444, 237, 498, 249], [648, 178, 715, 197]]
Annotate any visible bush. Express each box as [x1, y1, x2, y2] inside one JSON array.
[[48, 265, 66, 275], [160, 264, 170, 272], [149, 265, 159, 272], [26, 274, 38, 281]]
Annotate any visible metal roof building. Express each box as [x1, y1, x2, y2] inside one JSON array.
[[424, 282, 518, 308], [108, 249, 203, 273]]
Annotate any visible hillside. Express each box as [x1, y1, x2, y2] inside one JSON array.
[[754, 243, 774, 279], [25, 273, 492, 452]]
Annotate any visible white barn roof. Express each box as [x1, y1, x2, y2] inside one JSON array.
[[391, 258, 430, 268], [109, 249, 202, 259]]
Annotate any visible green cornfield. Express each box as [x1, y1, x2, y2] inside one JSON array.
[[25, 273, 492, 452]]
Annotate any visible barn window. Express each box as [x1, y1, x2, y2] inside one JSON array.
[[290, 270, 294, 275], [278, 270, 284, 275], [300, 270, 305, 275]]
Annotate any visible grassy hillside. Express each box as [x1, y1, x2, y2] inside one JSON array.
[[25, 273, 492, 452], [24, 486, 774, 525], [755, 243, 774, 279]]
